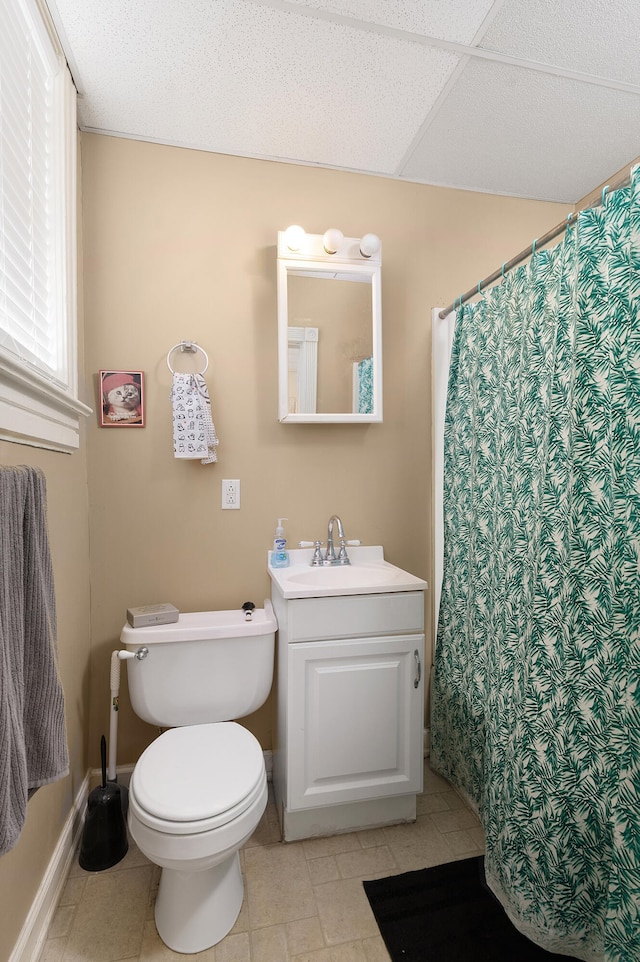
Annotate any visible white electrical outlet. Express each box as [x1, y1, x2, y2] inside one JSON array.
[[221, 479, 240, 509]]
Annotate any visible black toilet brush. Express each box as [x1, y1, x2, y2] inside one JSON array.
[[78, 735, 128, 871]]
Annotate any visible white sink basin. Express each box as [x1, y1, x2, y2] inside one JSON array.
[[287, 564, 403, 589], [268, 546, 427, 599]]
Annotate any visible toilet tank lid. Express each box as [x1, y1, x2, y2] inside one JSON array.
[[121, 599, 276, 646]]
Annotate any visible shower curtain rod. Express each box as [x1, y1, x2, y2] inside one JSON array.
[[438, 167, 633, 319]]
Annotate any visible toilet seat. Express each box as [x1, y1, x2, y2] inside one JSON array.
[[130, 722, 265, 835]]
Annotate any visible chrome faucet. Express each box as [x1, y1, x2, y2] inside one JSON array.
[[325, 515, 351, 566], [299, 516, 360, 565]]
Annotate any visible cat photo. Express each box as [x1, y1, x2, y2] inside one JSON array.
[[99, 370, 145, 427]]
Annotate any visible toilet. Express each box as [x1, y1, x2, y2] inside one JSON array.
[[120, 601, 277, 954]]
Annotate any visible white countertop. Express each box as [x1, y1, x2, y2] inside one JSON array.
[[268, 546, 428, 600]]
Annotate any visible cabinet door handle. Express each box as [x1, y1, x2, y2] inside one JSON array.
[[414, 650, 422, 689]]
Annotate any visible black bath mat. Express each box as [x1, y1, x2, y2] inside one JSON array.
[[363, 856, 576, 961]]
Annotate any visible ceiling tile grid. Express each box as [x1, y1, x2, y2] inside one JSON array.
[[46, 0, 640, 201], [60, 0, 462, 172], [282, 0, 499, 42]]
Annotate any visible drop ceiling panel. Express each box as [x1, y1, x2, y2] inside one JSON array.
[[400, 59, 640, 202], [55, 0, 460, 172], [481, 0, 640, 86], [47, 0, 640, 200], [283, 0, 499, 41]]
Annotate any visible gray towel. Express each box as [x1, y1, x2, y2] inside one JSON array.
[[0, 465, 69, 855]]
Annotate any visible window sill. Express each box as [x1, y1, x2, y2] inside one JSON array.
[[0, 352, 92, 454]]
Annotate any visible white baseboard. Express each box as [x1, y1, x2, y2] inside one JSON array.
[[89, 763, 134, 790], [10, 771, 90, 962]]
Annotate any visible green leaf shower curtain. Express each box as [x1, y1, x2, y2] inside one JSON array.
[[432, 168, 640, 962]]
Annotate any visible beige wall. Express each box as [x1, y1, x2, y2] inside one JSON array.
[[81, 133, 570, 768]]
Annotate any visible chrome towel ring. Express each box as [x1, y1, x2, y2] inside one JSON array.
[[166, 340, 209, 375]]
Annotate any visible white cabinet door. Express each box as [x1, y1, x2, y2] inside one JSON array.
[[288, 633, 424, 810]]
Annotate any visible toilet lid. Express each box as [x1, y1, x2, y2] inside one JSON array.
[[131, 722, 264, 823]]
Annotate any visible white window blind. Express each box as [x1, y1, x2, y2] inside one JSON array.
[[0, 0, 91, 452]]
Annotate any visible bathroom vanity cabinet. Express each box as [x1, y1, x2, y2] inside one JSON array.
[[270, 584, 426, 841]]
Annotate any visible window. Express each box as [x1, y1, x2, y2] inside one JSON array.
[[0, 0, 91, 452]]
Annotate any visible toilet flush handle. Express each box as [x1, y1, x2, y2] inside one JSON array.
[[118, 647, 149, 661]]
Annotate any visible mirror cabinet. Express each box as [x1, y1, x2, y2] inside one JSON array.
[[277, 230, 382, 423]]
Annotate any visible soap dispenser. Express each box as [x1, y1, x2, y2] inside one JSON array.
[[270, 518, 290, 568]]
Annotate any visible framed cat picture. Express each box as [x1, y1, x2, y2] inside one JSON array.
[[99, 370, 145, 427]]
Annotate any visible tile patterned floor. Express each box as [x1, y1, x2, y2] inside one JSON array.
[[40, 763, 484, 962]]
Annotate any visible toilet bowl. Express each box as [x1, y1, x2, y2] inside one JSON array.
[[120, 601, 277, 954], [128, 723, 267, 954]]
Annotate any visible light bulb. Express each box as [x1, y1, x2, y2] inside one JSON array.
[[284, 225, 306, 252], [323, 228, 344, 254], [359, 233, 381, 258]]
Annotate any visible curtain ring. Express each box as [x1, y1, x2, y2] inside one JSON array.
[[601, 185, 610, 206], [531, 238, 537, 256], [501, 262, 507, 278], [477, 281, 482, 295]]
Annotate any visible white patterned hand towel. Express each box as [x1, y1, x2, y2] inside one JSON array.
[[170, 373, 219, 463]]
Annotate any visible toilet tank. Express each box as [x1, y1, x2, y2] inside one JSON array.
[[120, 601, 277, 727]]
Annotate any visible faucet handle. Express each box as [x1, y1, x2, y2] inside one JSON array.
[[299, 540, 325, 566], [336, 536, 357, 565]]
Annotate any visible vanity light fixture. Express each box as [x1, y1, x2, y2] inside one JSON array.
[[284, 224, 306, 251], [284, 226, 381, 261], [322, 227, 344, 254], [359, 233, 381, 258]]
